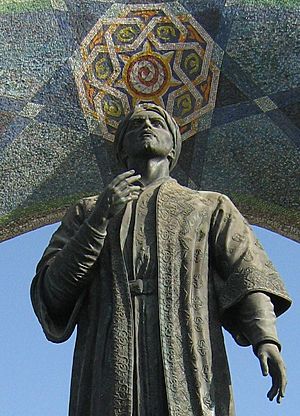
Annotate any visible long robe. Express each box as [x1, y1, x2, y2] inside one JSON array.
[[31, 179, 291, 416]]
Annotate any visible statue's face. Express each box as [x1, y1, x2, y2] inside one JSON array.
[[121, 109, 174, 162]]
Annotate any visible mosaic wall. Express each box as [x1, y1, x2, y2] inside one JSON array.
[[0, 0, 299, 242], [73, 3, 220, 141]]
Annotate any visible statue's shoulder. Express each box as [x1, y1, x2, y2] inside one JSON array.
[[167, 180, 225, 205]]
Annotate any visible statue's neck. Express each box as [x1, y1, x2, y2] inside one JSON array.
[[126, 157, 170, 187]]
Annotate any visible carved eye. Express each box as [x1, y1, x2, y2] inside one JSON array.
[[129, 120, 141, 129], [151, 119, 164, 127]]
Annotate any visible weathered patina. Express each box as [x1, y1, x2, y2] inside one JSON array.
[[31, 104, 291, 415]]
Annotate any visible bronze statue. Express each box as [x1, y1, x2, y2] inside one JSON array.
[[31, 103, 291, 415]]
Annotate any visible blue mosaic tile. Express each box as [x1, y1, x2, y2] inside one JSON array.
[[267, 109, 300, 148], [221, 53, 265, 99], [0, 97, 26, 113], [0, 116, 30, 154], [202, 113, 299, 206], [32, 63, 82, 109], [0, 11, 69, 99], [190, 8, 223, 40], [214, 6, 236, 50], [179, 0, 226, 15], [53, 11, 79, 52], [215, 72, 249, 107], [67, 12, 102, 44], [0, 112, 16, 144], [91, 136, 121, 185], [31, 63, 88, 131], [64, 0, 109, 14], [280, 102, 300, 130], [182, 130, 209, 189], [20, 144, 102, 209], [212, 101, 262, 126], [225, 4, 299, 95], [271, 87, 300, 108], [36, 103, 88, 132]]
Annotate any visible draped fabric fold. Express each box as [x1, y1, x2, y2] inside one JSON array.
[[31, 179, 291, 416]]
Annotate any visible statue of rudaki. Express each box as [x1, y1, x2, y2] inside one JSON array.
[[31, 103, 291, 416]]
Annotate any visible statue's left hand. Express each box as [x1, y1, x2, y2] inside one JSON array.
[[256, 343, 287, 403]]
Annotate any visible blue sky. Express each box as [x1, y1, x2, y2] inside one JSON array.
[[0, 223, 298, 415]]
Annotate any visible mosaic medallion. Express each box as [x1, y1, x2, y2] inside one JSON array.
[[73, 3, 220, 141]]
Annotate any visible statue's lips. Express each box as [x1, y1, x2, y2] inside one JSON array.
[[139, 132, 155, 140], [142, 130, 153, 134]]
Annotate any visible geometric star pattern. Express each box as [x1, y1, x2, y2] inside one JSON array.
[[0, 0, 299, 242], [73, 3, 221, 141]]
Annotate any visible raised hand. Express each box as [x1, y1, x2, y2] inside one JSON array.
[[88, 170, 141, 228]]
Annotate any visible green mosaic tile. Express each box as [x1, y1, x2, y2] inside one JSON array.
[[234, 0, 299, 7], [0, 0, 52, 14]]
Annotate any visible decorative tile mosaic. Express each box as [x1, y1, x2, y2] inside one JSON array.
[[72, 3, 221, 141], [19, 103, 45, 119], [254, 97, 278, 113], [0, 0, 299, 242]]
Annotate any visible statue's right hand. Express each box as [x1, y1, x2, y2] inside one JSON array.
[[90, 170, 141, 227]]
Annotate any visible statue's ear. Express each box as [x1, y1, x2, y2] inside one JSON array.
[[168, 148, 176, 161]]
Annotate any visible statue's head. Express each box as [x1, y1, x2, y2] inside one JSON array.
[[114, 103, 182, 172]]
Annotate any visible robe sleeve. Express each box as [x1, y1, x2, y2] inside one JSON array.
[[210, 194, 291, 345], [31, 198, 107, 343], [235, 292, 281, 350]]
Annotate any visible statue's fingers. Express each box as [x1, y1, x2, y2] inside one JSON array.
[[258, 353, 269, 376], [110, 170, 138, 187], [117, 181, 129, 191], [280, 374, 287, 398], [129, 191, 140, 199], [114, 177, 141, 193], [117, 179, 141, 192], [267, 366, 280, 402], [267, 381, 279, 402], [276, 385, 286, 404], [276, 391, 283, 404], [109, 170, 134, 187], [118, 191, 140, 203], [122, 193, 139, 203], [276, 366, 287, 403], [268, 357, 287, 404], [128, 185, 142, 194], [117, 186, 141, 199], [125, 174, 142, 185]]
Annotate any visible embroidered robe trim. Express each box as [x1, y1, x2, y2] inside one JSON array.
[[31, 179, 291, 416]]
